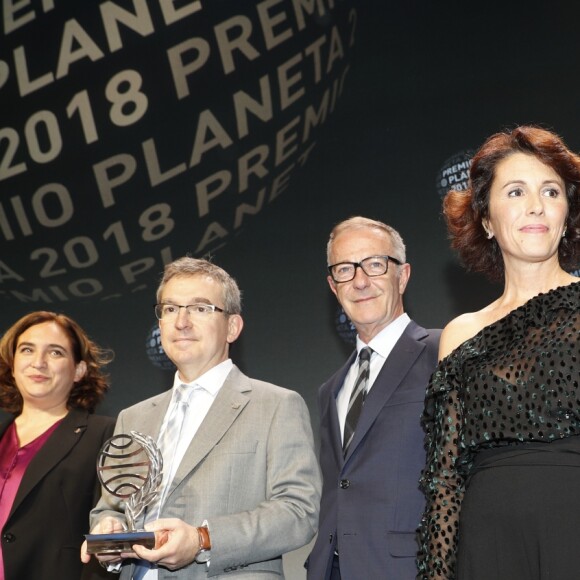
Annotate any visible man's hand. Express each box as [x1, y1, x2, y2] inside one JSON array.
[[80, 516, 131, 565], [131, 518, 198, 571]]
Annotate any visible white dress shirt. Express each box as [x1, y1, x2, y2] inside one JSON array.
[[139, 359, 233, 579], [336, 313, 411, 441]]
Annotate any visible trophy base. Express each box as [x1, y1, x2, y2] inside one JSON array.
[[85, 530, 156, 554]]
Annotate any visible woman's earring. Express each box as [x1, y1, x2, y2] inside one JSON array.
[[562, 227, 567, 238]]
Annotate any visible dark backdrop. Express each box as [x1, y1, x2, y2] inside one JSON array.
[[2, 0, 579, 436]]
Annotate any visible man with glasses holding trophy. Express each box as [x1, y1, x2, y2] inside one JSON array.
[[82, 257, 321, 579], [306, 217, 440, 580]]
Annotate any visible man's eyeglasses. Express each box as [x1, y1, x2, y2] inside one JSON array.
[[154, 303, 226, 320], [327, 255, 402, 283]]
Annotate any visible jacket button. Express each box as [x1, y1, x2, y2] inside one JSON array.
[[339, 479, 350, 489], [3, 533, 15, 543]]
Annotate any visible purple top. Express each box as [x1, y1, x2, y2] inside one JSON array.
[[0, 419, 62, 580]]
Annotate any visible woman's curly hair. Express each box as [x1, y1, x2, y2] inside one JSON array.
[[444, 125, 580, 281], [0, 311, 113, 414]]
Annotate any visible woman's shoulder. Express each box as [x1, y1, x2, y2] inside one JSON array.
[[439, 279, 580, 361], [439, 309, 492, 360], [86, 412, 116, 431]]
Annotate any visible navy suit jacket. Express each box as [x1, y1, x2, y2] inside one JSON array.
[[307, 321, 441, 579]]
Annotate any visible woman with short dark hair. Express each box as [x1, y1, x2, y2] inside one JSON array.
[[417, 125, 580, 579]]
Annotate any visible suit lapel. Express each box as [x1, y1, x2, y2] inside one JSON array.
[[127, 390, 172, 529], [8, 409, 89, 519], [165, 366, 250, 498], [135, 392, 171, 440], [344, 323, 426, 461], [318, 352, 356, 467]]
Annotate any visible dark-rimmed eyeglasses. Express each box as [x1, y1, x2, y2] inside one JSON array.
[[154, 303, 226, 320], [327, 255, 402, 283]]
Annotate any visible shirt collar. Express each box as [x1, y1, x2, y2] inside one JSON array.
[[172, 359, 233, 397], [355, 312, 410, 359]]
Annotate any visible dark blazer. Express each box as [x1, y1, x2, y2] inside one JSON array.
[[0, 409, 115, 580], [307, 321, 441, 580]]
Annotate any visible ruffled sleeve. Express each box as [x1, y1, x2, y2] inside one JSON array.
[[416, 281, 580, 579], [416, 355, 466, 579]]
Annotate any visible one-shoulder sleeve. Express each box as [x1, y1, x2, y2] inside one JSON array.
[[416, 355, 465, 579], [416, 281, 580, 578]]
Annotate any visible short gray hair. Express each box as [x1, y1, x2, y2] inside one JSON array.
[[326, 216, 406, 265], [156, 257, 242, 315]]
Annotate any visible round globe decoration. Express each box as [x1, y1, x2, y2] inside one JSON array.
[[0, 0, 357, 305], [436, 150, 474, 199], [145, 323, 175, 371], [334, 305, 356, 345]]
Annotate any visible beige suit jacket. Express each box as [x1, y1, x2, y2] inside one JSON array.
[[91, 365, 321, 579]]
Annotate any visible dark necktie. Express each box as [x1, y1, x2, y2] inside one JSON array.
[[343, 346, 372, 455]]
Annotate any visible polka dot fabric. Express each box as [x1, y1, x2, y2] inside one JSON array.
[[416, 282, 580, 579]]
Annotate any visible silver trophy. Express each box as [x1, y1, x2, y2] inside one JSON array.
[[85, 431, 163, 554]]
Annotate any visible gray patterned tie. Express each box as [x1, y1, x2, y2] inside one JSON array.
[[343, 347, 372, 456], [147, 384, 193, 521], [132, 385, 193, 579]]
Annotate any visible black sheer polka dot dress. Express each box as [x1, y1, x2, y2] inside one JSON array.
[[417, 281, 580, 580]]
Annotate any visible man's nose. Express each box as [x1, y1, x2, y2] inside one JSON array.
[[352, 264, 371, 287], [174, 307, 193, 327]]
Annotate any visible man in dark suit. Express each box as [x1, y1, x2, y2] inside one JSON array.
[[307, 217, 441, 579]]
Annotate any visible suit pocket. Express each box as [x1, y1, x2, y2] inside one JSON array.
[[202, 440, 263, 510], [387, 531, 419, 557], [212, 440, 258, 455]]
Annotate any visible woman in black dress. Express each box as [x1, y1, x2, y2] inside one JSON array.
[[417, 125, 580, 579]]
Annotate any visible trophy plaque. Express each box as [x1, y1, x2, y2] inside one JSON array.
[[85, 431, 163, 554]]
